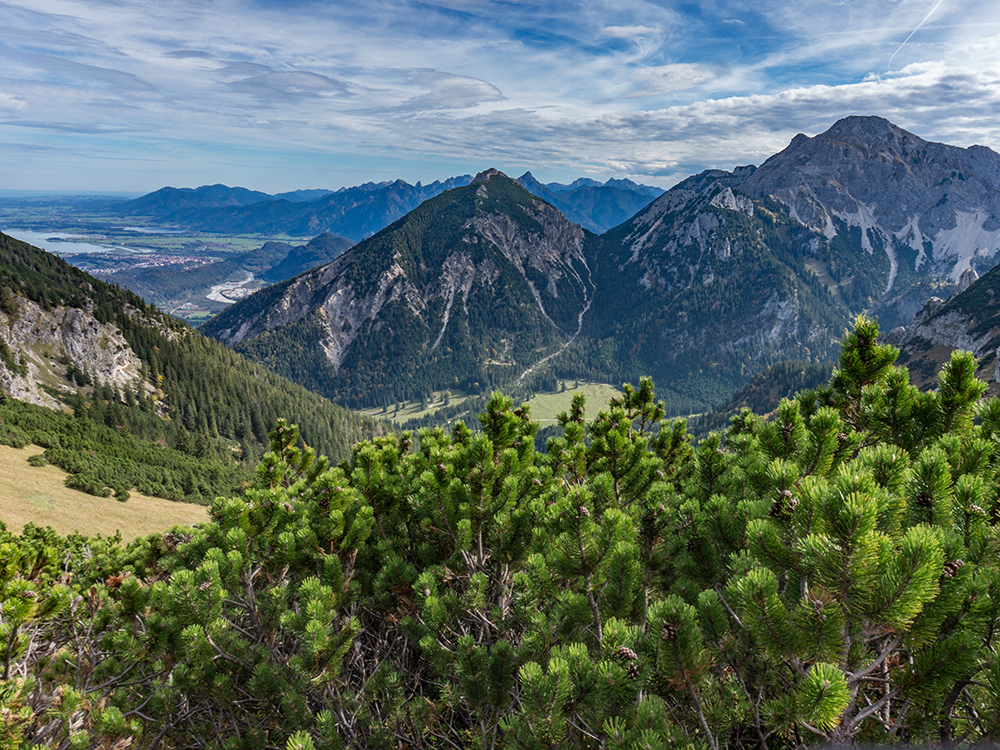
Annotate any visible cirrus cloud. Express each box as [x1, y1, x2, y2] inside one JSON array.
[[0, 0, 998, 192]]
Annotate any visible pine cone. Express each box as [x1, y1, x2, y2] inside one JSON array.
[[627, 662, 641, 679], [685, 539, 697, 552], [579, 505, 591, 518], [943, 560, 964, 578], [970, 504, 987, 517], [616, 646, 638, 662], [661, 622, 678, 641], [915, 491, 933, 508]]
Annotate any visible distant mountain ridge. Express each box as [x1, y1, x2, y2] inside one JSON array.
[[114, 173, 664, 240], [516, 172, 662, 233]]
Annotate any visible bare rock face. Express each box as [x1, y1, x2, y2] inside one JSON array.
[[891, 263, 1000, 392], [957, 267, 979, 294], [0, 296, 147, 408], [739, 116, 1000, 283]]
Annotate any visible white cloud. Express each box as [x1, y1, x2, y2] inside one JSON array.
[[402, 72, 504, 110], [600, 25, 663, 38], [0, 93, 26, 111], [1, 0, 1000, 191], [622, 64, 717, 97]]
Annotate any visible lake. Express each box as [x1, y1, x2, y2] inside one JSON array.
[[2, 229, 146, 254]]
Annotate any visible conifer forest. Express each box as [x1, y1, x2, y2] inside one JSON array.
[[4, 316, 1000, 749]]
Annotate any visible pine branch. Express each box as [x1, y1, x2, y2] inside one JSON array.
[[848, 633, 902, 686], [715, 587, 745, 629], [681, 665, 719, 750], [847, 687, 899, 733]]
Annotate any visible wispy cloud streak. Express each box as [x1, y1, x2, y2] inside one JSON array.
[[0, 0, 998, 191]]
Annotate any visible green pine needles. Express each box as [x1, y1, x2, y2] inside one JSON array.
[[3, 316, 1000, 749]]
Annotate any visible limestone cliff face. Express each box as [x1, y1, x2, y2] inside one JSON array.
[[889, 262, 1000, 391], [0, 296, 147, 408], [740, 116, 1000, 286]]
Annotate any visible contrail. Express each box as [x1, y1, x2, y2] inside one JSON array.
[[888, 0, 946, 70]]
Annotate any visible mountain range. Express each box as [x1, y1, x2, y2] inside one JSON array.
[[201, 116, 1000, 412], [113, 174, 663, 240]]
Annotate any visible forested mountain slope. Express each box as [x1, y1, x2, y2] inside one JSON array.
[[0, 232, 378, 463], [203, 170, 601, 408]]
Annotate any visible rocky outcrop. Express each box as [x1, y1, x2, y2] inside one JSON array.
[[0, 296, 147, 408], [889, 263, 1000, 391]]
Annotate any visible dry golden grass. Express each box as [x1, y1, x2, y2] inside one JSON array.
[[0, 444, 208, 539]]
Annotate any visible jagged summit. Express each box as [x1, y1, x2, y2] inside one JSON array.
[[472, 168, 505, 184]]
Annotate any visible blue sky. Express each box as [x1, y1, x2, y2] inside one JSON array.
[[2, 0, 999, 193]]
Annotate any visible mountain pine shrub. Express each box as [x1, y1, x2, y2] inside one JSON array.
[[3, 316, 1000, 748]]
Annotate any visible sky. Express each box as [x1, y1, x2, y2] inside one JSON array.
[[2, 0, 1000, 194]]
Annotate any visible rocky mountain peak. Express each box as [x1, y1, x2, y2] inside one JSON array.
[[736, 116, 1000, 284], [472, 168, 505, 184], [821, 114, 900, 141]]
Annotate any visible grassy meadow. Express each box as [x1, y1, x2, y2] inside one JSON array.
[[360, 381, 624, 427], [0, 443, 208, 539]]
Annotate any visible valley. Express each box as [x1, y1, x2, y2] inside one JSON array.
[[0, 204, 298, 323], [357, 380, 624, 428]]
